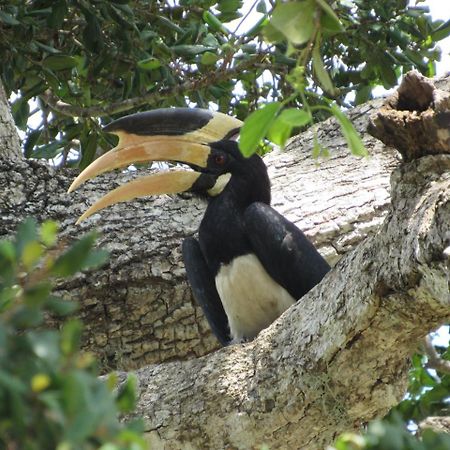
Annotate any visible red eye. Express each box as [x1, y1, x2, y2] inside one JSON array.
[[214, 154, 227, 165]]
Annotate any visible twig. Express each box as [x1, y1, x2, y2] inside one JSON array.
[[423, 335, 450, 374]]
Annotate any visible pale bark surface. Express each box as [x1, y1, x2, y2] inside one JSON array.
[[0, 82, 21, 160], [0, 97, 399, 370]]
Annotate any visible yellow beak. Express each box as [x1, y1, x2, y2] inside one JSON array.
[[75, 170, 201, 224], [69, 108, 242, 223], [68, 137, 210, 193]]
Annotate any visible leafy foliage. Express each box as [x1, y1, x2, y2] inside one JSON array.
[[1, 0, 448, 161], [0, 218, 146, 450], [333, 342, 450, 450], [334, 415, 450, 450], [394, 349, 450, 426]]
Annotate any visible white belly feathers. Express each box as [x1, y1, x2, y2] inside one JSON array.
[[215, 254, 295, 342]]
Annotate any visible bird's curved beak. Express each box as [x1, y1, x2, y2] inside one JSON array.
[[68, 108, 241, 223]]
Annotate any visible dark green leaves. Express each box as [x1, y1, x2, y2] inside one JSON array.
[[11, 97, 30, 130], [42, 55, 78, 71], [0, 10, 20, 26], [2, 0, 447, 168], [312, 38, 337, 95], [171, 45, 217, 56]]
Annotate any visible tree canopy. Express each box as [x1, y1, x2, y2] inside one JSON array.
[[1, 0, 449, 161]]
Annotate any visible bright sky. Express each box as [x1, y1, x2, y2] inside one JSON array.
[[422, 0, 450, 76]]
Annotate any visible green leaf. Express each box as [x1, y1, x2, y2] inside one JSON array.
[[378, 52, 398, 88], [22, 241, 43, 270], [312, 40, 337, 95], [0, 242, 17, 298], [51, 233, 108, 277], [24, 129, 42, 158], [277, 108, 312, 127], [116, 374, 137, 413], [203, 11, 227, 34], [28, 330, 60, 365], [15, 218, 38, 258], [200, 51, 219, 65], [11, 98, 30, 130], [23, 283, 52, 307], [60, 320, 83, 356], [0, 240, 16, 264], [267, 117, 292, 147], [171, 45, 216, 56], [33, 140, 66, 159], [312, 133, 330, 158], [35, 41, 61, 54], [0, 369, 27, 394], [270, 0, 316, 45], [239, 102, 281, 157], [267, 108, 311, 148], [46, 296, 78, 316], [43, 55, 78, 71], [83, 249, 109, 270], [48, 0, 68, 28], [355, 84, 372, 105], [432, 19, 450, 42], [137, 57, 161, 71], [79, 131, 98, 170], [83, 13, 103, 53], [315, 0, 344, 32], [330, 104, 368, 157], [262, 21, 285, 42], [256, 0, 267, 14], [0, 11, 20, 26], [40, 221, 59, 247]]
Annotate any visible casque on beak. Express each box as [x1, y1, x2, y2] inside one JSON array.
[[68, 108, 242, 223]]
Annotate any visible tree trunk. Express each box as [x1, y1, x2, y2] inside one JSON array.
[[0, 73, 449, 449], [0, 82, 21, 160]]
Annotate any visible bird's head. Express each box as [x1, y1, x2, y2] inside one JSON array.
[[68, 108, 268, 223]]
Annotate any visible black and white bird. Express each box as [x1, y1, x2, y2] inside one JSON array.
[[69, 108, 330, 345]]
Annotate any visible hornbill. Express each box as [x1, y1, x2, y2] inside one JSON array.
[[69, 108, 330, 345]]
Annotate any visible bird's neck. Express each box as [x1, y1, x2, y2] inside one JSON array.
[[199, 166, 271, 275]]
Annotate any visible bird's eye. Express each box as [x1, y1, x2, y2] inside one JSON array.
[[214, 154, 227, 165]]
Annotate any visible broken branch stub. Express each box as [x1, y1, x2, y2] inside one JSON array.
[[368, 70, 450, 161]]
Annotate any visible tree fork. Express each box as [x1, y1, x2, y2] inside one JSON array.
[[119, 73, 450, 449]]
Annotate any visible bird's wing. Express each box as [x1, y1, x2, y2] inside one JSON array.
[[244, 202, 331, 301], [182, 237, 231, 345]]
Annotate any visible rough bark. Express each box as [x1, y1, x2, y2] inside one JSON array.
[[0, 97, 399, 370], [0, 82, 21, 160]]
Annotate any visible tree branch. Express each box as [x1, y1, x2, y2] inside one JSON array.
[[39, 55, 270, 118], [423, 335, 450, 375]]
